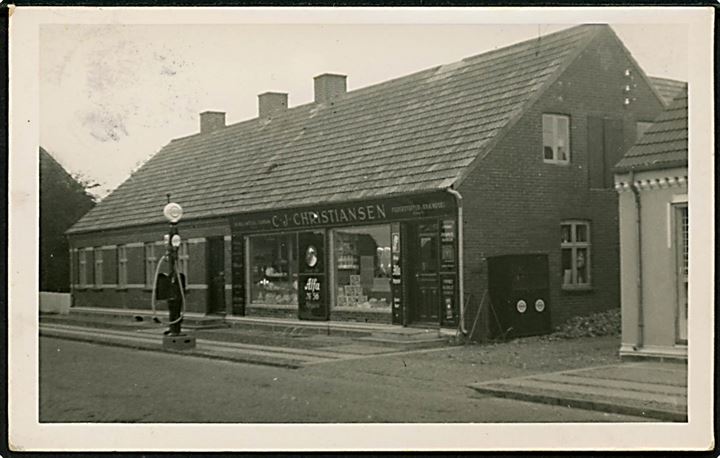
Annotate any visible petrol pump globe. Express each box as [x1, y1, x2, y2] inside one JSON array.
[[163, 202, 183, 223]]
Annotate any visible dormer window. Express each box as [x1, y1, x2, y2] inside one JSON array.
[[543, 114, 570, 164]]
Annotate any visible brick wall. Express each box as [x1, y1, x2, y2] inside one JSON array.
[[458, 29, 664, 341], [69, 218, 230, 314]]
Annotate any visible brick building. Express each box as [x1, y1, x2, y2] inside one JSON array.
[[67, 24, 666, 341]]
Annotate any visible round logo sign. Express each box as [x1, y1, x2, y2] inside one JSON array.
[[516, 299, 527, 313], [163, 202, 183, 223], [535, 299, 546, 312], [305, 245, 318, 268]]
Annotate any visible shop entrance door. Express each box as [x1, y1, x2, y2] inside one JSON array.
[[407, 221, 440, 324], [206, 237, 226, 315]]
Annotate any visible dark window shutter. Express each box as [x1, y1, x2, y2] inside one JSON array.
[[587, 116, 605, 188], [603, 118, 624, 188]]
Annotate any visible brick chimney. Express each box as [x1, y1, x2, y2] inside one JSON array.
[[258, 92, 288, 118], [199, 111, 226, 134], [313, 73, 347, 104]]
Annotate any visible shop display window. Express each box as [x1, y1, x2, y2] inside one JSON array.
[[333, 225, 391, 311], [249, 234, 298, 306]]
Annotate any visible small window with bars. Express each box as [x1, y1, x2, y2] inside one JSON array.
[[561, 221, 591, 288]]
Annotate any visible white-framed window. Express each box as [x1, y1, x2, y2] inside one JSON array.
[[636, 121, 654, 141], [675, 204, 688, 343], [79, 248, 88, 287], [94, 248, 103, 287], [117, 244, 128, 288], [561, 221, 591, 288], [145, 243, 157, 288], [543, 113, 570, 164], [178, 241, 189, 282]]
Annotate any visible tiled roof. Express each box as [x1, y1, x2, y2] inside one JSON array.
[[649, 76, 687, 106], [69, 25, 606, 234], [615, 86, 688, 172]]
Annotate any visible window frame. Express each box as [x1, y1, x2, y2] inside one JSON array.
[[93, 247, 104, 289], [542, 113, 571, 165], [178, 241, 189, 282], [117, 244, 128, 289], [144, 242, 157, 289], [78, 248, 88, 288], [560, 220, 592, 290], [674, 203, 688, 345]]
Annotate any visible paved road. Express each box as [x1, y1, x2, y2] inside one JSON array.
[[39, 337, 648, 423]]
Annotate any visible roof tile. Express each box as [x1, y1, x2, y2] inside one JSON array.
[[69, 24, 603, 234]]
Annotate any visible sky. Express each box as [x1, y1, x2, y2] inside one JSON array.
[[39, 23, 688, 198]]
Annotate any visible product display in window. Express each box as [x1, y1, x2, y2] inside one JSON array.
[[250, 234, 298, 305], [334, 225, 391, 311]]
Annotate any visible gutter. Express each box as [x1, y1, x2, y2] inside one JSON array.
[[446, 188, 468, 335], [628, 170, 644, 349]]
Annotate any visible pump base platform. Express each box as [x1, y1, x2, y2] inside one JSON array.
[[162, 333, 196, 351]]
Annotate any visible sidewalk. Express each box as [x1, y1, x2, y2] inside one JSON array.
[[39, 307, 457, 369], [469, 362, 687, 421]]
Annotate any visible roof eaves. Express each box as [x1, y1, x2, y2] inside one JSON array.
[[451, 25, 604, 189], [613, 158, 688, 173]]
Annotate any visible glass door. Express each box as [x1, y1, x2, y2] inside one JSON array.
[[407, 221, 440, 323]]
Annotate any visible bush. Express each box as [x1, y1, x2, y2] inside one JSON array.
[[552, 308, 621, 339]]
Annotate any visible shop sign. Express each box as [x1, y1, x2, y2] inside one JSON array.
[[441, 220, 455, 242], [231, 192, 455, 232]]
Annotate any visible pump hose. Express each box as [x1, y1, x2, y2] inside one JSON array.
[[150, 254, 186, 326]]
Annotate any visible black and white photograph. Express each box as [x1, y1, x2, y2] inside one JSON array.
[[8, 6, 715, 452]]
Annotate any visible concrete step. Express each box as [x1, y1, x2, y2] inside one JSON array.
[[225, 318, 375, 338], [181, 316, 228, 330], [354, 335, 454, 350], [469, 366, 688, 422]]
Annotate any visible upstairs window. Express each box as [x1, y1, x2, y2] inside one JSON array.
[[543, 114, 570, 164], [561, 221, 591, 288]]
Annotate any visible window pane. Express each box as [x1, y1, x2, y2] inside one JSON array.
[[575, 224, 588, 242], [561, 225, 572, 243], [561, 248, 572, 285], [576, 248, 588, 284], [250, 234, 298, 305], [556, 116, 569, 161], [334, 225, 391, 311]]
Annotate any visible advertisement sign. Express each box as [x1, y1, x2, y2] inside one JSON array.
[[298, 231, 327, 320], [390, 222, 403, 325]]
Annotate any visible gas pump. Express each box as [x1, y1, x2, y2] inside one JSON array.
[[154, 201, 196, 350]]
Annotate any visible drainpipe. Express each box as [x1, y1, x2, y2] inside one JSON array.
[[446, 188, 468, 335], [629, 170, 644, 349]]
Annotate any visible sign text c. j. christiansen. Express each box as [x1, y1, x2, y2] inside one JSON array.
[[273, 204, 387, 228]]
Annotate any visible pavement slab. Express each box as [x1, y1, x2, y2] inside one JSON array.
[[469, 362, 687, 422]]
